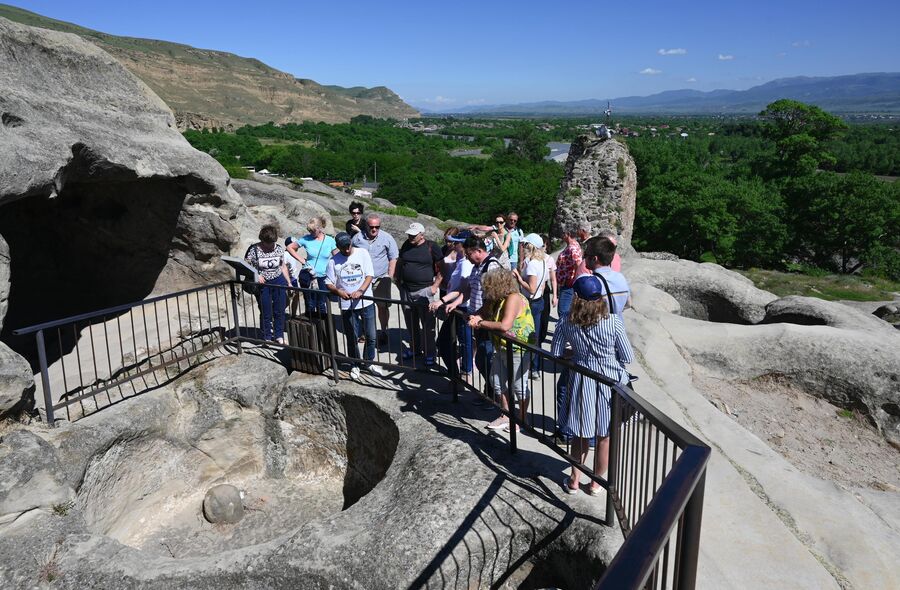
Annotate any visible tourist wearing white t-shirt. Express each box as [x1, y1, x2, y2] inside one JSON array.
[[514, 234, 551, 376], [325, 232, 382, 379]]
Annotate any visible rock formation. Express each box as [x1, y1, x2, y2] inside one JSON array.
[[0, 17, 240, 340], [0, 234, 8, 332], [231, 177, 449, 248], [0, 355, 617, 588], [552, 135, 637, 246], [625, 258, 777, 323], [0, 342, 33, 417]]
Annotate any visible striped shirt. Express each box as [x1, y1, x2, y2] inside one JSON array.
[[550, 314, 634, 438], [551, 315, 634, 377], [469, 255, 502, 313]]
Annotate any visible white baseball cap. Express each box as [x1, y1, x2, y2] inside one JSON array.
[[405, 222, 425, 236], [523, 233, 544, 248]]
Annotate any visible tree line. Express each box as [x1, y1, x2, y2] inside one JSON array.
[[185, 102, 899, 280], [628, 100, 899, 279]]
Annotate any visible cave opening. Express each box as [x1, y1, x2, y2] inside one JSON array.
[[0, 178, 186, 367]]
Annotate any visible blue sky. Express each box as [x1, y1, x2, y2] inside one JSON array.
[[8, 0, 900, 108]]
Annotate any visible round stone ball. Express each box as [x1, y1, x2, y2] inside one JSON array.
[[203, 484, 244, 524]]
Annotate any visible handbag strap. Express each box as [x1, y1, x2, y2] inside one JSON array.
[[307, 237, 325, 269], [595, 272, 617, 314]]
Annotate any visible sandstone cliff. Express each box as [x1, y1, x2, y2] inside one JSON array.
[[0, 5, 420, 130], [0, 16, 240, 336]]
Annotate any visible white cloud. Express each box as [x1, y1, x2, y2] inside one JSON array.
[[791, 40, 811, 47], [421, 95, 456, 104], [640, 67, 663, 75], [686, 77, 697, 83], [658, 48, 687, 55], [717, 54, 734, 61], [775, 52, 787, 59], [465, 98, 486, 105]]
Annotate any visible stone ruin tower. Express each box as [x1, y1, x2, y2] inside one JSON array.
[[551, 135, 637, 247]]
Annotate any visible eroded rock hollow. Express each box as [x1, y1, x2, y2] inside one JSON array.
[[0, 17, 240, 361]]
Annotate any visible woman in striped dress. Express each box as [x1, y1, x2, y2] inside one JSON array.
[[551, 274, 634, 495]]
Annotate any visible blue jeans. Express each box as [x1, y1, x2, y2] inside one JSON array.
[[304, 276, 329, 317], [558, 286, 574, 320], [475, 333, 493, 382], [258, 275, 287, 341], [528, 296, 545, 374], [436, 306, 473, 374], [341, 304, 376, 364]]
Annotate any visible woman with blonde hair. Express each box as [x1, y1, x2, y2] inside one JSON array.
[[551, 274, 634, 495], [295, 216, 338, 318], [468, 269, 535, 432]]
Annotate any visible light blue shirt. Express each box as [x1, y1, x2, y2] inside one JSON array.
[[593, 266, 630, 316], [297, 234, 336, 277], [507, 228, 523, 262], [352, 230, 398, 278]]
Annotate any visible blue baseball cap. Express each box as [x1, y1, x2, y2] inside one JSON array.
[[573, 274, 605, 301], [335, 232, 352, 248], [447, 230, 474, 243]]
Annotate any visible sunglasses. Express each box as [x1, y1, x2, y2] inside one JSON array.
[[509, 218, 519, 223], [351, 210, 362, 215], [368, 225, 380, 230]]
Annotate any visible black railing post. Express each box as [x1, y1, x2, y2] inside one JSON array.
[[228, 282, 243, 354], [506, 339, 517, 453], [324, 303, 340, 384], [450, 312, 459, 403], [675, 470, 706, 590], [606, 388, 622, 528], [35, 329, 55, 427]]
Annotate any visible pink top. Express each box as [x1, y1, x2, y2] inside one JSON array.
[[608, 236, 622, 272]]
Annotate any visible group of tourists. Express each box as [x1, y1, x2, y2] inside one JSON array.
[[244, 201, 635, 496]]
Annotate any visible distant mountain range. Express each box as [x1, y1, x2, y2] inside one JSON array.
[[428, 73, 900, 115], [0, 4, 419, 129]]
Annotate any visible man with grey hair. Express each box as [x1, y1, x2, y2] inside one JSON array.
[[576, 221, 592, 245], [352, 212, 399, 344], [555, 223, 584, 320]]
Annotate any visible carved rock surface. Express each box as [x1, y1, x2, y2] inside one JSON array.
[[0, 341, 32, 417], [0, 356, 616, 589], [764, 295, 898, 334], [625, 258, 777, 324], [0, 234, 8, 331], [0, 430, 73, 525], [0, 17, 240, 338], [552, 136, 637, 246]]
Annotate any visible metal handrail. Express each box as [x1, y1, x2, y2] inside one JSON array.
[[11, 278, 709, 589], [597, 446, 710, 589], [10, 280, 233, 336]]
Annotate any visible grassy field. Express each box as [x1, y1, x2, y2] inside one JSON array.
[[738, 268, 900, 302]]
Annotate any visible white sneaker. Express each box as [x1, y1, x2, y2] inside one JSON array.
[[350, 366, 361, 381], [369, 364, 385, 377]]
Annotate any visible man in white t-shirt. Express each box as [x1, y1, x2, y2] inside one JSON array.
[[325, 232, 382, 379]]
